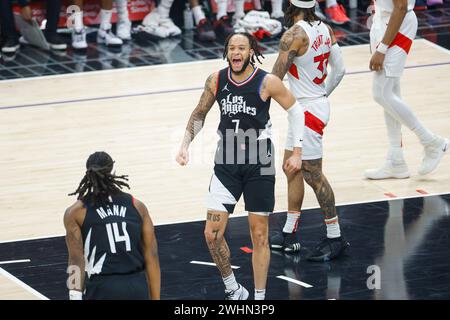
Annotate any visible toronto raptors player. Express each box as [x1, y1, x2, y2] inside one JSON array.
[[270, 0, 349, 261], [367, 0, 448, 179]]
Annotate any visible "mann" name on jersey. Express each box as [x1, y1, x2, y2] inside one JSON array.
[[96, 205, 127, 219]]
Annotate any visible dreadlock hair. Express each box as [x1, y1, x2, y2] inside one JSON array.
[[284, 4, 321, 29], [223, 32, 265, 66], [69, 151, 130, 207]]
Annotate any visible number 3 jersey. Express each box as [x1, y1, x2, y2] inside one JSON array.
[[81, 192, 145, 277], [287, 20, 332, 100], [214, 67, 273, 164]]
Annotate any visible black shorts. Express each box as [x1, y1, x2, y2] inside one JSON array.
[[206, 162, 275, 214], [84, 271, 149, 300]]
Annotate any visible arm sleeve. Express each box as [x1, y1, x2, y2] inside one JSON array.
[[325, 43, 346, 97], [287, 101, 304, 148]]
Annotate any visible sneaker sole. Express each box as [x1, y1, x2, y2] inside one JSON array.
[[418, 139, 449, 175], [2, 46, 19, 53], [269, 244, 284, 250], [365, 171, 410, 180]]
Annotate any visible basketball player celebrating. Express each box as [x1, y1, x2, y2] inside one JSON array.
[[64, 152, 160, 300], [269, 0, 349, 261], [176, 32, 305, 300], [366, 0, 448, 179]]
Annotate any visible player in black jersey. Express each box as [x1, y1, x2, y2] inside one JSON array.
[[64, 151, 160, 300], [176, 32, 305, 300]]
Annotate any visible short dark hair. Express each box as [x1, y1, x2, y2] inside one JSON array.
[[223, 32, 265, 66], [69, 151, 130, 207]]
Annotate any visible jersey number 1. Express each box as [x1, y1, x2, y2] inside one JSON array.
[[106, 222, 131, 253], [313, 52, 330, 84]]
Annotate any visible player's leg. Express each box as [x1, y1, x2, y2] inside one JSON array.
[[248, 212, 270, 300], [97, 0, 123, 46], [243, 158, 275, 300], [214, 0, 233, 36], [71, 0, 88, 49], [269, 149, 303, 253], [302, 158, 349, 261], [206, 165, 247, 300], [190, 0, 216, 42], [115, 0, 132, 40]]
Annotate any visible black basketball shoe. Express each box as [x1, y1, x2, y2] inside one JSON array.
[[270, 231, 301, 253], [307, 236, 349, 262]]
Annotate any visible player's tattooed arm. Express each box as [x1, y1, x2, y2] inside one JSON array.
[[302, 159, 337, 220], [271, 25, 309, 80], [181, 72, 217, 149]]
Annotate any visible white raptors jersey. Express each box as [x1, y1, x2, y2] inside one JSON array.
[[287, 20, 332, 100], [375, 0, 415, 13]]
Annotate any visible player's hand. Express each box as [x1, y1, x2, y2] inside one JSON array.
[[21, 6, 33, 22], [369, 51, 385, 72], [176, 147, 189, 166], [283, 154, 302, 174]]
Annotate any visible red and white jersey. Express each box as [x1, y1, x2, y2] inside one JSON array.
[[375, 0, 415, 13], [287, 20, 332, 100]]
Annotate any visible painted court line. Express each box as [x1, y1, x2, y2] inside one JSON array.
[[190, 261, 240, 269], [276, 275, 313, 288], [1, 191, 449, 244], [1, 61, 449, 111], [0, 259, 31, 265], [0, 267, 49, 300]]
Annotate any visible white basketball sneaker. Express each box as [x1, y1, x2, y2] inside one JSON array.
[[72, 28, 88, 50], [117, 19, 132, 41], [365, 162, 410, 179], [159, 17, 182, 36], [365, 148, 410, 179], [418, 136, 449, 175], [97, 27, 123, 46], [224, 284, 249, 300]]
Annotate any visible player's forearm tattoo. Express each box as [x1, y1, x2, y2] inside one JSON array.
[[183, 74, 215, 147], [206, 235, 232, 277], [272, 25, 303, 79], [302, 159, 337, 220]]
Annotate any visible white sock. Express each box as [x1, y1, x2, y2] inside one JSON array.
[[100, 9, 113, 30], [326, 0, 338, 8], [325, 217, 341, 238], [223, 273, 239, 291], [116, 0, 129, 21], [282, 211, 300, 233], [271, 0, 283, 17], [234, 0, 245, 18], [216, 0, 228, 20], [192, 5, 206, 25], [255, 289, 266, 300], [158, 0, 174, 19], [387, 146, 406, 166], [73, 11, 84, 32]]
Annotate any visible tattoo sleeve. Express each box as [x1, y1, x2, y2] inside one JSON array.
[[272, 25, 308, 80], [182, 74, 216, 148], [302, 159, 337, 220], [206, 233, 232, 278]]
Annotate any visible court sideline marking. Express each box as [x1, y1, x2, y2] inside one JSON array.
[[1, 191, 447, 244], [0, 267, 49, 300]]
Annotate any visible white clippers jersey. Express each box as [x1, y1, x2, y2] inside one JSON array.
[[375, 0, 416, 12], [287, 20, 332, 100]]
